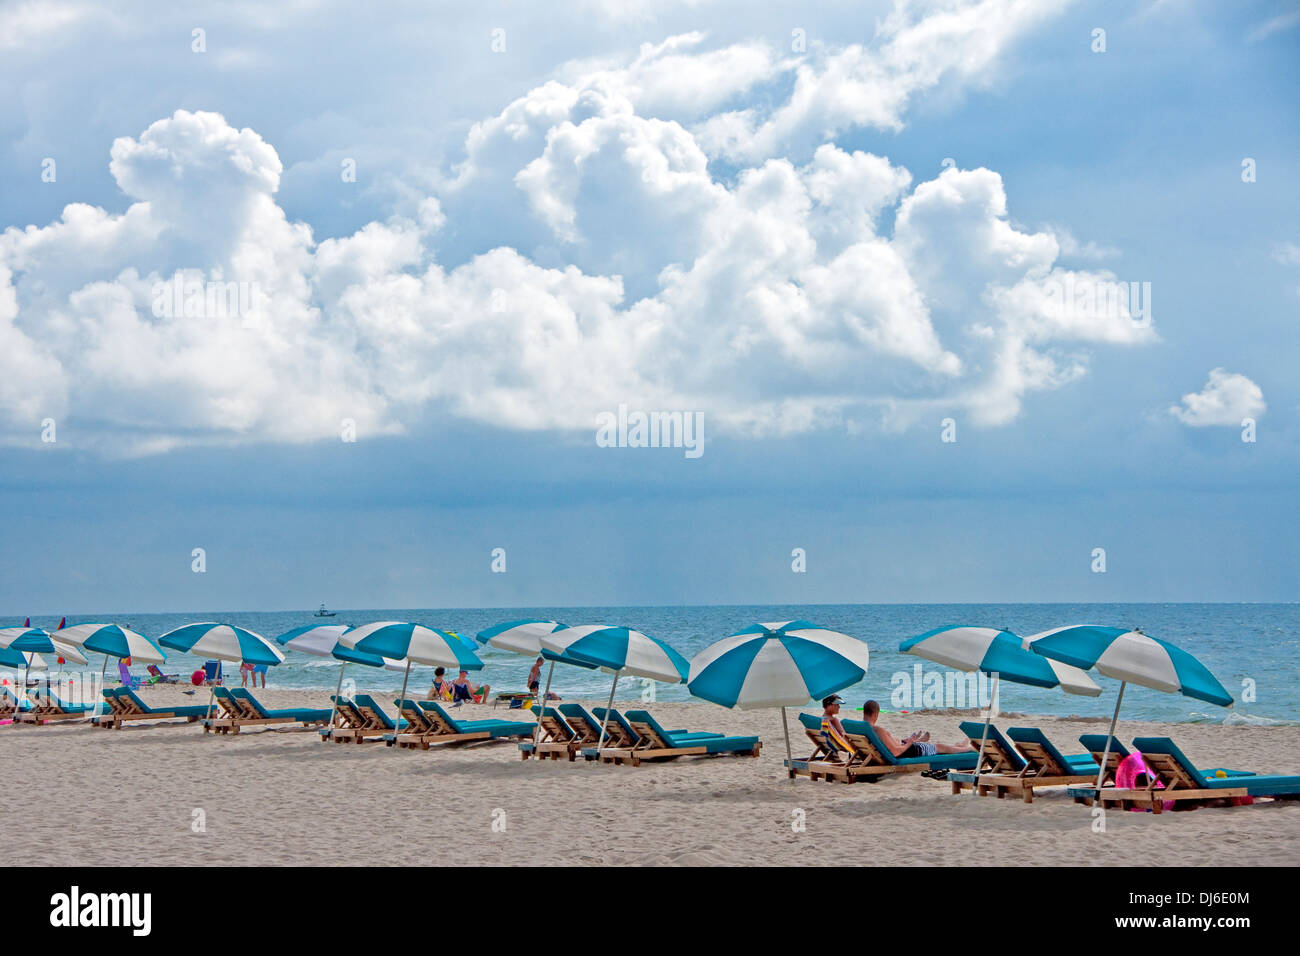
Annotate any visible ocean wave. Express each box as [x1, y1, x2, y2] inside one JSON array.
[[1187, 710, 1299, 727]]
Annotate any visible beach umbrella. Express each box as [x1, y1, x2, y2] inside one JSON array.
[[1024, 625, 1233, 788], [541, 625, 688, 749], [48, 623, 156, 716], [340, 623, 483, 732], [55, 623, 166, 664], [0, 628, 56, 708], [476, 620, 585, 749], [477, 619, 568, 657], [899, 625, 1101, 785], [158, 623, 285, 719], [0, 627, 54, 653], [275, 624, 408, 736], [687, 621, 870, 780]]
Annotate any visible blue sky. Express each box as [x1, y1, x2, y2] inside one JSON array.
[[1, 0, 1297, 613]]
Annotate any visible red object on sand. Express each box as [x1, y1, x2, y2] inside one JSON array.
[[191, 670, 205, 686]]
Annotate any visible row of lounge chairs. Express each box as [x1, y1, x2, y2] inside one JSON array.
[[788, 712, 1300, 811], [7, 688, 1296, 809], [523, 704, 761, 765]]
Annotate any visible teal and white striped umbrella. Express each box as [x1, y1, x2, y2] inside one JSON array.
[[0, 627, 55, 654], [687, 621, 869, 780], [900, 626, 1100, 695], [688, 621, 868, 710], [477, 619, 569, 657], [1025, 625, 1233, 789], [341, 622, 482, 731], [542, 624, 689, 749], [541, 625, 688, 683], [276, 624, 351, 658], [159, 622, 285, 722], [478, 620, 596, 754], [55, 623, 166, 664], [275, 624, 407, 738], [1024, 626, 1231, 705], [158, 623, 285, 666], [0, 626, 86, 669], [341, 622, 483, 670]]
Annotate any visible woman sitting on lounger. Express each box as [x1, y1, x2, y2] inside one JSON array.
[[862, 699, 974, 758]]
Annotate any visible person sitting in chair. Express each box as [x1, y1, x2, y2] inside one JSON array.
[[862, 699, 974, 758], [451, 670, 489, 706]]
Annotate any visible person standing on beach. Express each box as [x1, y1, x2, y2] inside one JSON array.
[[527, 657, 543, 694]]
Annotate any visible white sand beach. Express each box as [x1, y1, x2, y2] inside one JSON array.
[[4, 688, 1297, 867]]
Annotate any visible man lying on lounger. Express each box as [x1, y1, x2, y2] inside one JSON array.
[[863, 699, 974, 758]]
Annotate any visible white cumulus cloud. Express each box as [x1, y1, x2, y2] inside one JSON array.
[[1170, 368, 1266, 427], [1, 4, 1156, 455]]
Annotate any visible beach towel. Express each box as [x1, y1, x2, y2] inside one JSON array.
[[820, 717, 852, 756]]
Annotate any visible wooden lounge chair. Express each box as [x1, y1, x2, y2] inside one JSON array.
[[1069, 736, 1300, 813], [791, 715, 979, 783], [947, 726, 1105, 803], [330, 693, 408, 743], [781, 713, 840, 777], [390, 700, 535, 751], [518, 707, 579, 760], [557, 703, 611, 751], [19, 689, 96, 724], [1, 687, 36, 722], [594, 709, 761, 767], [322, 695, 390, 743], [579, 707, 642, 761], [1078, 733, 1131, 783], [202, 688, 332, 735], [93, 687, 211, 729]]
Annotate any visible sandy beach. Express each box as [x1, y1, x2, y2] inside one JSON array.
[[3, 687, 1297, 867]]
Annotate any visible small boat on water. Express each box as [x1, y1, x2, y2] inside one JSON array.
[[314, 604, 337, 618]]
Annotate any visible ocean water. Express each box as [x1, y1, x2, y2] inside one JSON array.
[[5, 604, 1297, 724]]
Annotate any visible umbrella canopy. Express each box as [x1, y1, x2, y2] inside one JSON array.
[[477, 619, 569, 657], [1024, 625, 1231, 706], [541, 625, 688, 683], [0, 647, 42, 669], [688, 620, 869, 709], [54, 623, 166, 665], [341, 622, 483, 670], [0, 627, 55, 654], [900, 626, 1100, 696], [275, 624, 350, 657], [158, 623, 285, 666], [49, 641, 90, 666], [273, 625, 409, 673]]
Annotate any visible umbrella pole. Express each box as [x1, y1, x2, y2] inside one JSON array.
[[396, 661, 412, 741], [534, 661, 555, 750], [596, 674, 619, 750], [327, 663, 347, 738], [1096, 680, 1126, 790], [782, 707, 794, 781], [95, 655, 110, 719], [973, 672, 999, 793]]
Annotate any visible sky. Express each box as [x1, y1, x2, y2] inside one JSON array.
[[1, 0, 1297, 614]]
